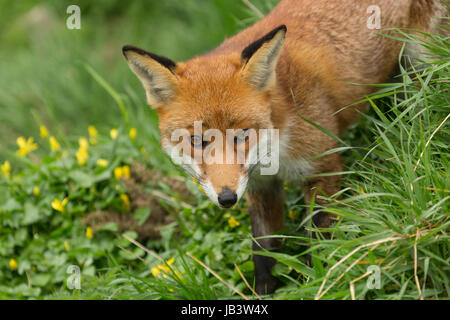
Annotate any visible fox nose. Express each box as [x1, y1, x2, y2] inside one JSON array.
[[218, 188, 237, 208]]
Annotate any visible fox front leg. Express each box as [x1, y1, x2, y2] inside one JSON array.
[[304, 153, 343, 239], [246, 178, 284, 295]]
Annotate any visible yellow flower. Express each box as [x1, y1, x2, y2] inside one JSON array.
[[76, 147, 89, 165], [78, 137, 89, 149], [114, 167, 122, 179], [1, 161, 11, 179], [40, 125, 49, 138], [120, 194, 130, 208], [76, 138, 89, 164], [151, 266, 161, 278], [49, 136, 60, 152], [110, 128, 118, 140], [356, 258, 384, 265], [64, 240, 70, 251], [122, 165, 130, 178], [88, 126, 98, 138], [16, 136, 38, 156], [288, 210, 296, 220], [158, 265, 169, 272], [51, 197, 68, 213], [33, 186, 40, 196], [114, 166, 130, 179], [97, 159, 108, 167], [88, 126, 98, 144], [198, 185, 206, 195], [86, 226, 94, 239], [173, 270, 183, 280], [129, 128, 137, 140], [228, 216, 240, 228], [151, 258, 180, 279], [9, 259, 18, 271], [360, 187, 365, 194]]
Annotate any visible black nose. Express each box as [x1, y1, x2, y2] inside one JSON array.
[[218, 188, 237, 208]]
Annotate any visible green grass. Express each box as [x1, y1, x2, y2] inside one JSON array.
[[0, 0, 448, 300]]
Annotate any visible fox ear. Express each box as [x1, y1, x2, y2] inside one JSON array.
[[241, 25, 286, 90], [122, 45, 178, 107]]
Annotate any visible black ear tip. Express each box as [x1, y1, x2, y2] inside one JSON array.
[[122, 45, 138, 57], [241, 24, 287, 62], [272, 24, 287, 37], [121, 45, 177, 72], [122, 45, 133, 52], [122, 45, 150, 57], [277, 24, 287, 33], [122, 45, 132, 58]]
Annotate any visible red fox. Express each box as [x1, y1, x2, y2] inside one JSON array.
[[123, 0, 447, 294]]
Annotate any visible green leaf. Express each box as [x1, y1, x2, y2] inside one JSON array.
[[31, 274, 51, 287], [2, 198, 21, 212], [133, 207, 151, 226], [97, 222, 119, 232], [22, 202, 40, 225], [93, 169, 112, 183], [312, 255, 325, 278], [252, 250, 315, 278], [122, 230, 138, 240], [69, 170, 95, 188], [82, 265, 96, 277]]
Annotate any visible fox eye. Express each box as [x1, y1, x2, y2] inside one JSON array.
[[235, 129, 250, 144], [191, 135, 207, 149]]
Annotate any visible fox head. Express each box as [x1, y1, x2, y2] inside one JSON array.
[[123, 25, 286, 208]]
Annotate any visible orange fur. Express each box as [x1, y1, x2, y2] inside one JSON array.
[[123, 0, 447, 294]]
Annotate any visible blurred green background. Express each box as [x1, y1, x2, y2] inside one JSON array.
[[0, 0, 276, 156]]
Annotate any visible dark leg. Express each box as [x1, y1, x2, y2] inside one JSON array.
[[304, 153, 343, 238], [303, 154, 342, 267], [246, 178, 284, 295]]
